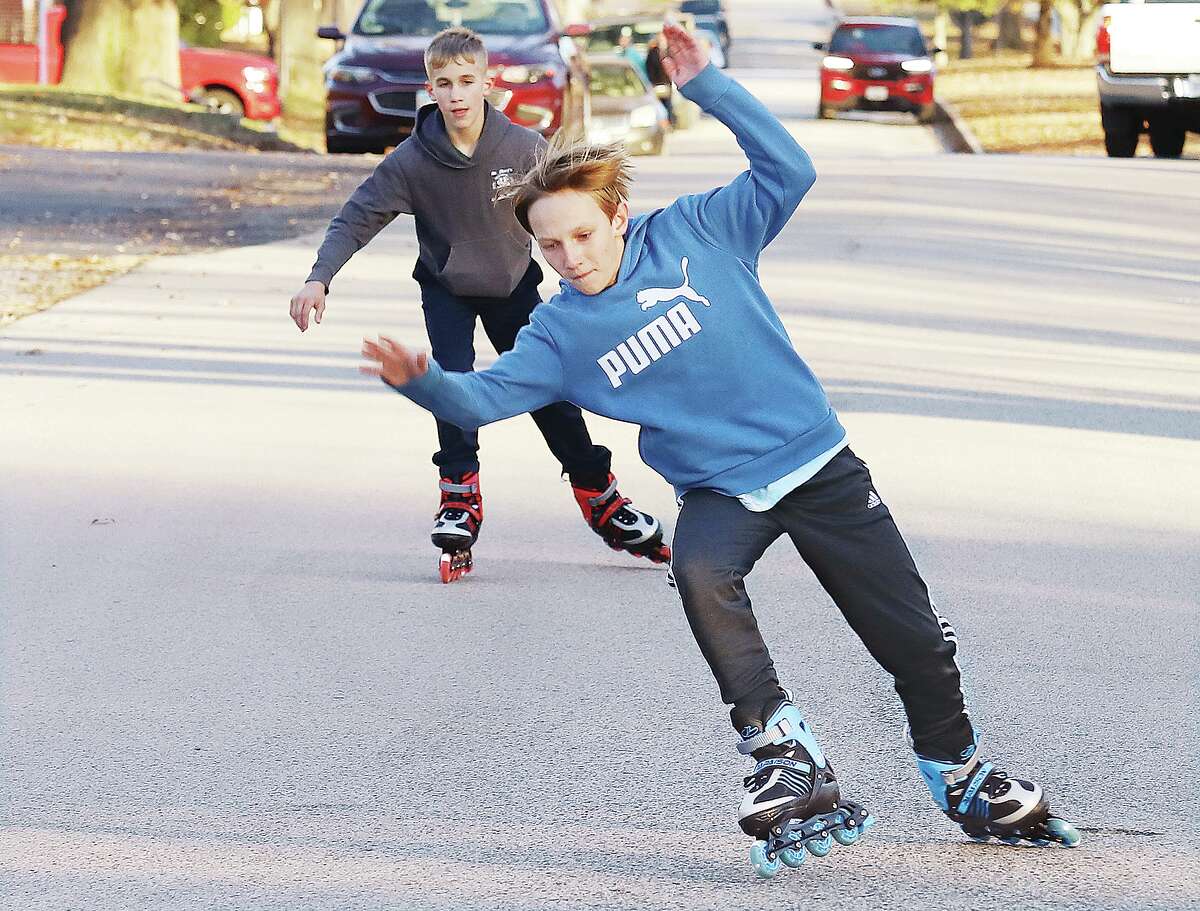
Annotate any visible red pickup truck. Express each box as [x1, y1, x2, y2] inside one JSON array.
[[0, 5, 280, 120]]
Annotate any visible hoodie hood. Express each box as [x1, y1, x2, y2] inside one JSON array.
[[413, 102, 514, 169]]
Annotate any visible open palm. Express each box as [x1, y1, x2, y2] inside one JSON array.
[[659, 21, 708, 87]]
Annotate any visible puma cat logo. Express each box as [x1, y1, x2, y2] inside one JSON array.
[[637, 257, 711, 311]]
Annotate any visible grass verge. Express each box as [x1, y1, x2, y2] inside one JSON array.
[[0, 86, 318, 153], [2, 253, 148, 328], [935, 52, 1200, 157]]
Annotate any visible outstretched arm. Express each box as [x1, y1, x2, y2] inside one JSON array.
[[305, 154, 414, 292], [660, 22, 816, 262], [360, 314, 566, 431]]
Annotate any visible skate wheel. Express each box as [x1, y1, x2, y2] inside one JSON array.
[[439, 550, 472, 584], [833, 825, 861, 846], [805, 833, 833, 857], [779, 847, 806, 868], [749, 841, 781, 879], [1043, 817, 1081, 848]]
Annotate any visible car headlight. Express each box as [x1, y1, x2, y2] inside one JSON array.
[[901, 58, 933, 73], [821, 56, 855, 71], [629, 103, 659, 128], [326, 65, 378, 86], [242, 65, 271, 88]]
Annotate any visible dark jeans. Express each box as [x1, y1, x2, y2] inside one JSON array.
[[417, 261, 611, 483], [670, 447, 975, 762]]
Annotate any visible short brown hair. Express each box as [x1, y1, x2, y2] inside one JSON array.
[[424, 27, 487, 75], [502, 134, 634, 235]]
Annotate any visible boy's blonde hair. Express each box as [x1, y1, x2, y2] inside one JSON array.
[[424, 26, 487, 75], [501, 134, 634, 235]]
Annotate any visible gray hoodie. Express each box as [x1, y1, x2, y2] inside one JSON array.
[[307, 103, 545, 299]]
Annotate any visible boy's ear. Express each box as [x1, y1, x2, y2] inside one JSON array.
[[611, 201, 630, 235]]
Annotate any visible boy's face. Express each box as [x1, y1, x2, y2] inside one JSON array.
[[528, 190, 629, 296], [426, 55, 492, 133]]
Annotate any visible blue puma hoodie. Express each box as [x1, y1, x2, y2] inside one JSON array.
[[391, 64, 844, 498]]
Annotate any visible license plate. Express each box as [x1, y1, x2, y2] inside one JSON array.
[[1175, 75, 1200, 98], [864, 85, 889, 101]]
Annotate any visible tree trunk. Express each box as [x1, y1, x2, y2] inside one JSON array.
[[954, 9, 975, 59], [933, 7, 950, 67], [1031, 0, 1056, 67], [996, 0, 1026, 51], [277, 0, 325, 118], [60, 0, 180, 99], [1075, 4, 1104, 60]]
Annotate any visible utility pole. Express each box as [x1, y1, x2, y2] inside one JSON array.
[[37, 0, 51, 84]]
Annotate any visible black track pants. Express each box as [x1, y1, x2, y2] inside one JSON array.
[[670, 447, 974, 761]]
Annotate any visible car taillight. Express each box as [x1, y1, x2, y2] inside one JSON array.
[[1096, 16, 1111, 65]]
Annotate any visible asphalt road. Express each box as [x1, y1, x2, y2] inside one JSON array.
[[2, 2, 1199, 909], [0, 147, 375, 256]]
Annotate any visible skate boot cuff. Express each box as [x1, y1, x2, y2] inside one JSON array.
[[439, 478, 478, 496], [736, 703, 827, 769]]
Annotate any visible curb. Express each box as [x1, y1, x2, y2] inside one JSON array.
[[931, 99, 984, 155]]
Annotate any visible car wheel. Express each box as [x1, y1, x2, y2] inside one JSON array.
[[916, 103, 937, 124], [1148, 117, 1186, 159], [817, 101, 833, 120], [1100, 104, 1141, 158], [194, 86, 245, 118]]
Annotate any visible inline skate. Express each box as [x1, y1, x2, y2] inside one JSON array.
[[431, 471, 481, 583], [737, 694, 874, 878], [913, 735, 1081, 847], [571, 472, 671, 563]]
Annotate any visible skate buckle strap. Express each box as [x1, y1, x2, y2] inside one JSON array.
[[737, 717, 791, 755], [955, 761, 995, 816], [440, 480, 477, 494], [586, 477, 619, 507]]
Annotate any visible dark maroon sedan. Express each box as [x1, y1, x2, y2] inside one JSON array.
[[318, 0, 591, 154]]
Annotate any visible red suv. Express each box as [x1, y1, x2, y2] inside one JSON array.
[[816, 17, 936, 124], [318, 0, 590, 154]]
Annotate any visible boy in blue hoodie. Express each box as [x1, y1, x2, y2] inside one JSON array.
[[289, 27, 668, 582], [360, 23, 1080, 869]]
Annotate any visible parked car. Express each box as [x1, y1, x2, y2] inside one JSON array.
[[814, 17, 936, 124], [1095, 0, 1200, 158], [679, 0, 730, 55], [318, 0, 590, 154], [585, 54, 668, 155], [180, 43, 280, 120], [576, 13, 702, 129], [0, 6, 280, 120]]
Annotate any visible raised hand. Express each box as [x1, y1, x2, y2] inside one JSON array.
[[360, 335, 429, 387], [290, 280, 327, 332], [658, 20, 708, 88]]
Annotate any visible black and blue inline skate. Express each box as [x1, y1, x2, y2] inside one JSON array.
[[914, 735, 1081, 848], [736, 695, 874, 879]]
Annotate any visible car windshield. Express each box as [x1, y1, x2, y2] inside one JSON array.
[[355, 0, 548, 37], [829, 25, 926, 56], [681, 0, 720, 13], [590, 63, 647, 97]]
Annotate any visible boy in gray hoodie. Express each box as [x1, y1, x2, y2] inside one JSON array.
[[289, 27, 668, 582]]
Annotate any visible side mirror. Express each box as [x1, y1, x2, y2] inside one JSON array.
[[317, 25, 345, 40], [564, 23, 592, 38], [811, 41, 826, 51]]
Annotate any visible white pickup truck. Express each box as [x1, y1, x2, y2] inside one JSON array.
[[1096, 0, 1200, 157]]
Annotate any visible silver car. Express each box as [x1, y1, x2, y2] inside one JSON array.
[[585, 55, 670, 155]]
